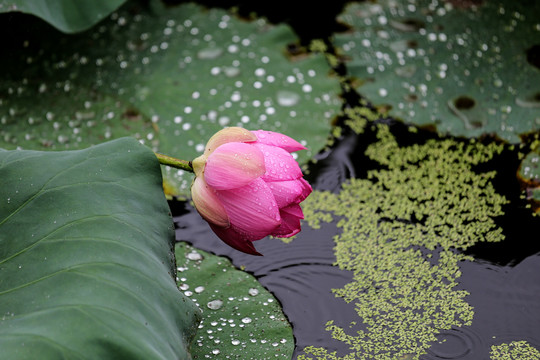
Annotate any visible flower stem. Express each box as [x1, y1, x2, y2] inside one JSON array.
[[155, 153, 193, 172]]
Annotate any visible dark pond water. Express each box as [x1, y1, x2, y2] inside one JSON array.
[[171, 118, 540, 359]]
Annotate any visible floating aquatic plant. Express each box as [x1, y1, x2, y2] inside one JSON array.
[[490, 341, 540, 360], [298, 120, 508, 359]]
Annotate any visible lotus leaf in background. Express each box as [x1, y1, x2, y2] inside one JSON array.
[[175, 242, 294, 359], [0, 0, 341, 197], [0, 0, 126, 33], [334, 0, 540, 208], [335, 0, 540, 143], [0, 138, 201, 359]]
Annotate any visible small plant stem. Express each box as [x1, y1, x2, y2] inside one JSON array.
[[155, 153, 193, 172]]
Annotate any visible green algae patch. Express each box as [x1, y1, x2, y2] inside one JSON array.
[[490, 341, 540, 360], [298, 123, 508, 359]]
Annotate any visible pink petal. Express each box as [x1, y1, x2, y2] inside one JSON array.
[[209, 224, 263, 256], [204, 127, 257, 155], [266, 179, 307, 208], [204, 142, 265, 190], [216, 178, 281, 239], [252, 130, 306, 152], [271, 204, 304, 238], [298, 178, 313, 202], [191, 177, 229, 227], [252, 143, 303, 182], [281, 203, 304, 219]]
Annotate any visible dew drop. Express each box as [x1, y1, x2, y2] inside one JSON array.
[[179, 283, 189, 291], [197, 47, 223, 60], [207, 299, 223, 310], [231, 92, 241, 102], [218, 116, 230, 126], [227, 44, 239, 53], [248, 288, 259, 296], [186, 251, 203, 261], [223, 66, 240, 77], [276, 90, 300, 107]]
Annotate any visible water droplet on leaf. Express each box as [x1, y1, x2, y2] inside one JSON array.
[[207, 299, 223, 310]]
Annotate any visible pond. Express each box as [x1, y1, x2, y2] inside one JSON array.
[[1, 0, 539, 359]]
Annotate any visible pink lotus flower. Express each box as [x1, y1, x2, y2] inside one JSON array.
[[191, 127, 312, 255]]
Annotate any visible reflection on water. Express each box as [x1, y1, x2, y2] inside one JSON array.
[[172, 119, 540, 359], [426, 326, 482, 359]]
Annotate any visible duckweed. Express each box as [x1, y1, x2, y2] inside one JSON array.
[[298, 121, 510, 359], [490, 341, 540, 360]]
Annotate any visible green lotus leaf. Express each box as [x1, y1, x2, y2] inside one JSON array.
[[0, 0, 126, 33], [175, 242, 294, 359], [0, 0, 341, 197], [335, 0, 540, 143], [0, 137, 201, 359]]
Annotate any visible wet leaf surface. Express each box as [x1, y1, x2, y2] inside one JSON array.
[[0, 138, 201, 359], [175, 242, 294, 359], [0, 0, 126, 33], [335, 0, 540, 143], [0, 0, 341, 197]]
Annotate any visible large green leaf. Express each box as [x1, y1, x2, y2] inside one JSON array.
[[0, 0, 126, 33], [0, 0, 341, 197], [0, 137, 201, 359], [175, 242, 294, 359]]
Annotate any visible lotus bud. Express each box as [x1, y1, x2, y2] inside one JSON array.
[[190, 127, 312, 255]]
